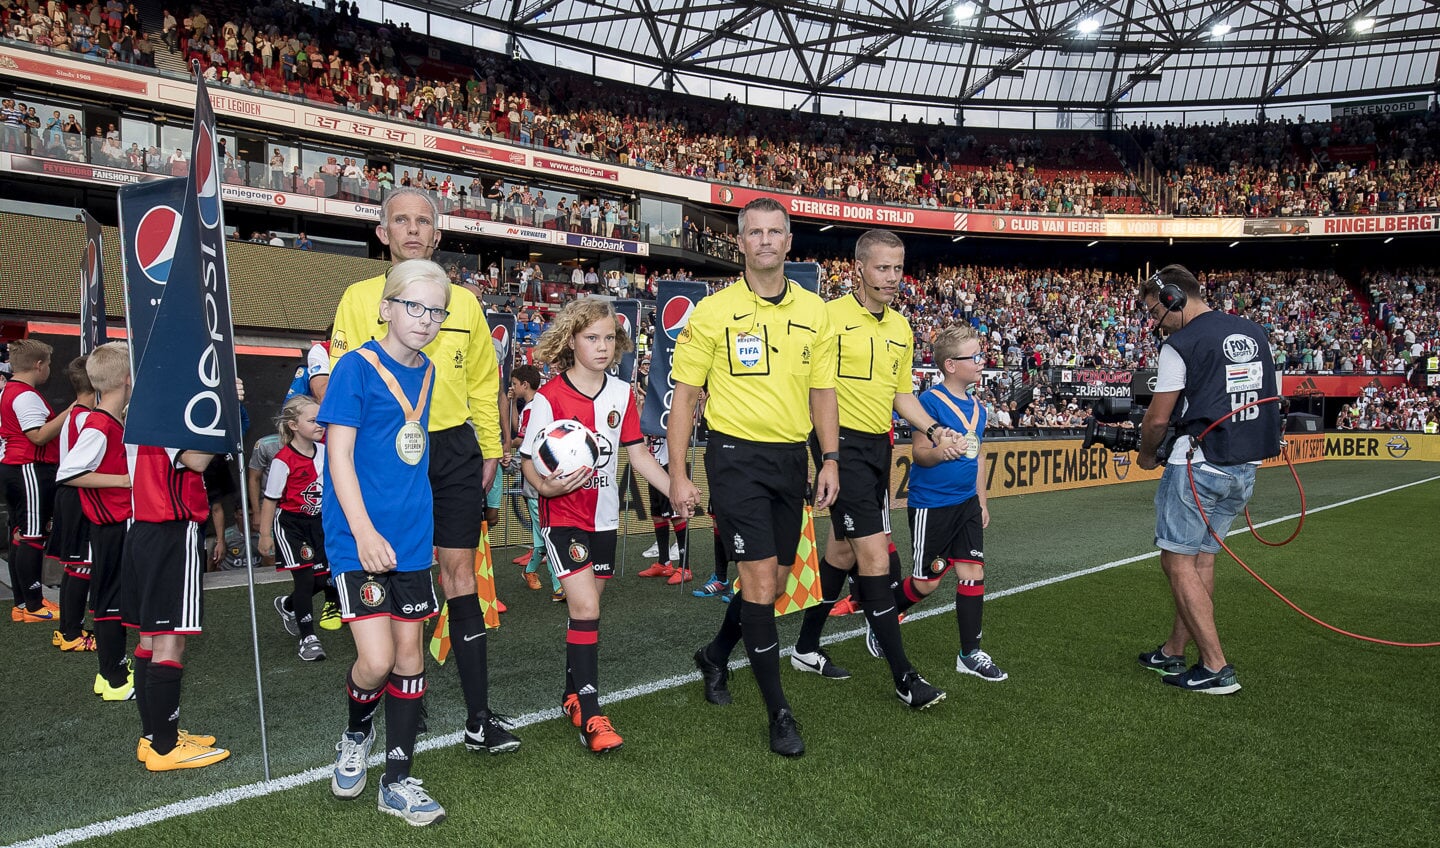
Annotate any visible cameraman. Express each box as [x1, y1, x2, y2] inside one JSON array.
[[1136, 265, 1279, 695]]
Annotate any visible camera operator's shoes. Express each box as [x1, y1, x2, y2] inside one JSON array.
[[1138, 645, 1187, 675], [956, 649, 1009, 682], [1163, 663, 1241, 695]]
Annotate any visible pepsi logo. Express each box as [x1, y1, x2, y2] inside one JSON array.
[[616, 312, 632, 337], [661, 296, 694, 342], [491, 323, 509, 358], [135, 205, 182, 287], [84, 242, 99, 289], [194, 122, 221, 228]]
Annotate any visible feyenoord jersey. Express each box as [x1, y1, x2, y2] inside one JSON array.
[[59, 409, 131, 525], [128, 445, 209, 523], [59, 404, 91, 461], [647, 435, 669, 467], [1, 380, 59, 465], [264, 443, 325, 516], [523, 373, 643, 532]]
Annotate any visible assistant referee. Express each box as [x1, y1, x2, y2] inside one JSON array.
[[668, 196, 839, 757], [330, 186, 518, 753]]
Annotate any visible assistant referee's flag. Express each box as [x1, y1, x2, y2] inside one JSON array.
[[78, 210, 108, 354], [122, 69, 243, 454]]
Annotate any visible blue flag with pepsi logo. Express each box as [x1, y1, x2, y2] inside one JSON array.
[[79, 210, 108, 354], [784, 261, 822, 295], [485, 311, 516, 388], [641, 281, 707, 437], [612, 298, 640, 385], [117, 177, 187, 370], [122, 72, 244, 454]]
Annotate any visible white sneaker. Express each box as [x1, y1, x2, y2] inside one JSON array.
[[378, 777, 446, 826], [669, 542, 681, 561], [331, 729, 374, 799], [642, 542, 660, 558]]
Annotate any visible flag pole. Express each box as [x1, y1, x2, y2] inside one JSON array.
[[234, 450, 272, 781]]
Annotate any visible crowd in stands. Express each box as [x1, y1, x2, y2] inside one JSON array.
[[10, 0, 1440, 221], [1, 0, 157, 64], [1132, 110, 1440, 217], [1336, 385, 1440, 432]]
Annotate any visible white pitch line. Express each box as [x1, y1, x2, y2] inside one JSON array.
[[10, 474, 1437, 848]]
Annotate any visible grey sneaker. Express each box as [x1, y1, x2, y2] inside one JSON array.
[[331, 729, 373, 799], [1138, 645, 1187, 675], [790, 648, 851, 680], [274, 595, 299, 637], [1163, 663, 1241, 695], [298, 634, 327, 662], [377, 777, 446, 826], [956, 649, 1009, 682]]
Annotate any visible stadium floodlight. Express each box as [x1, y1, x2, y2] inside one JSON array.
[[1077, 18, 1100, 36], [953, 2, 979, 23], [819, 224, 834, 232], [1353, 18, 1376, 33], [1211, 23, 1233, 38]]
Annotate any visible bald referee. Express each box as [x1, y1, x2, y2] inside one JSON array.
[[789, 229, 948, 709], [668, 197, 839, 757], [330, 186, 518, 754]]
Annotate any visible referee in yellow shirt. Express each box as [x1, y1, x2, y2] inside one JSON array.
[[790, 229, 954, 710], [329, 186, 519, 754], [668, 197, 839, 757]]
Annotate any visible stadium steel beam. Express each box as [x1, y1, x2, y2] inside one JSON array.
[[666, 5, 767, 67], [772, 5, 820, 88], [815, 0, 957, 89], [957, 2, 1098, 103], [1259, 0, 1390, 105], [1102, 0, 1253, 108], [631, 0, 670, 63]]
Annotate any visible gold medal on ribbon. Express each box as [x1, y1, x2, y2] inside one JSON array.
[[357, 348, 434, 466], [932, 387, 981, 461], [965, 436, 980, 459]]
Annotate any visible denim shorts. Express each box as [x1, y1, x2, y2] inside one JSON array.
[[1154, 461, 1256, 555]]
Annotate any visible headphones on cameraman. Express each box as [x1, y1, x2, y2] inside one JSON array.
[[1151, 272, 1188, 313]]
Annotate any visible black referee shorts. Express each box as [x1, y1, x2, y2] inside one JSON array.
[[705, 431, 807, 565], [829, 428, 891, 540], [428, 424, 486, 550]]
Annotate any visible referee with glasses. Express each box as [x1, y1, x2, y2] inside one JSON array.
[[788, 229, 950, 710], [668, 196, 839, 757], [330, 186, 519, 753]]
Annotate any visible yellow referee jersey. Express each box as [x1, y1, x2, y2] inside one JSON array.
[[672, 278, 836, 444], [329, 274, 503, 457], [827, 294, 915, 434]]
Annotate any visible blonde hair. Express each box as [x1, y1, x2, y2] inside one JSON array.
[[276, 394, 319, 445], [381, 258, 452, 306], [533, 297, 632, 372], [932, 325, 982, 366], [85, 341, 130, 392], [8, 339, 52, 373]]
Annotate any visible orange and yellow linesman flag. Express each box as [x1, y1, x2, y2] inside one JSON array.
[[429, 522, 502, 665], [475, 521, 501, 629], [733, 505, 822, 616]]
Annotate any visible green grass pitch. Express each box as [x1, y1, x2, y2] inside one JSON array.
[[5, 461, 1437, 847]]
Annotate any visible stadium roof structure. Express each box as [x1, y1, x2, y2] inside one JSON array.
[[422, 0, 1437, 117]]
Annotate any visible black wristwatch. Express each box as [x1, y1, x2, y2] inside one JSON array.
[[925, 423, 939, 441], [821, 451, 840, 464]]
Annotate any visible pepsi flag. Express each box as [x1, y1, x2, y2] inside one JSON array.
[[78, 210, 108, 354], [123, 72, 244, 454], [640, 280, 707, 437], [612, 298, 640, 385], [784, 261, 822, 294], [485, 311, 516, 389], [117, 177, 188, 369]]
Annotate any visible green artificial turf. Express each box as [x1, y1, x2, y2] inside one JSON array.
[[5, 461, 1437, 847]]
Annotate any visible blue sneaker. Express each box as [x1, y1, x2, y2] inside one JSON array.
[[1163, 663, 1241, 695], [330, 730, 374, 799], [1137, 645, 1187, 675], [693, 575, 728, 598], [378, 777, 446, 826]]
